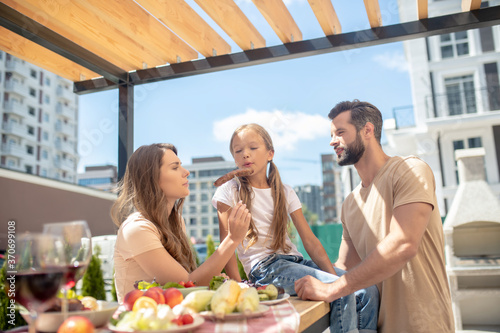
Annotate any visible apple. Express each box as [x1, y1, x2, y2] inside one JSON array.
[[57, 316, 94, 333], [123, 289, 144, 311], [144, 286, 166, 304], [163, 288, 184, 308]]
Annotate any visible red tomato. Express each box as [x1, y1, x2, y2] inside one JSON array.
[[178, 281, 186, 287], [180, 314, 194, 325], [184, 281, 196, 288]]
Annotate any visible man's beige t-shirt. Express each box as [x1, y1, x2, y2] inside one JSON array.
[[114, 212, 164, 303], [341, 156, 454, 333]]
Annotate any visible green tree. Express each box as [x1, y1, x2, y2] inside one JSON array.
[[81, 245, 106, 300], [110, 268, 117, 302], [302, 204, 319, 226], [0, 260, 27, 330], [206, 235, 216, 258]]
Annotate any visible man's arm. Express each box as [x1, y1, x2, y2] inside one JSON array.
[[295, 201, 432, 302], [334, 238, 362, 271]]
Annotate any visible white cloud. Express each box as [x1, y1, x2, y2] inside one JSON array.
[[213, 108, 330, 151], [373, 51, 409, 72]]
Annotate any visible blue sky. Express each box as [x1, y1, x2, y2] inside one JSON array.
[[77, 0, 413, 187]]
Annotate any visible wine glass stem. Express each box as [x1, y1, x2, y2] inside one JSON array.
[[62, 288, 69, 319]]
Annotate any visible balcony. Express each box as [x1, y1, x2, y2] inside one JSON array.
[[4, 79, 29, 96], [391, 105, 416, 130], [55, 140, 76, 155], [2, 122, 30, 138], [56, 85, 76, 102], [56, 103, 76, 119], [54, 158, 75, 172], [426, 86, 500, 119], [1, 143, 37, 163], [5, 59, 30, 77], [55, 122, 76, 136], [3, 100, 26, 118]]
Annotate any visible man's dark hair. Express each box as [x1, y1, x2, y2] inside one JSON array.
[[328, 99, 383, 144]]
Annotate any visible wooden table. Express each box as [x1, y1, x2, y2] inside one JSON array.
[[289, 296, 330, 333]]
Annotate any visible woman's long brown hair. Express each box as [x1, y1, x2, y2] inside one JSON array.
[[230, 124, 291, 253], [111, 143, 196, 272]]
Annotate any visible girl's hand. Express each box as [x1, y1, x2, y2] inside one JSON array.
[[227, 201, 251, 242]]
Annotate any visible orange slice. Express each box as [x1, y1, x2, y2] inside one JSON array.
[[132, 296, 158, 313]]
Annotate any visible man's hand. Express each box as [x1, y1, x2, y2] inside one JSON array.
[[295, 276, 335, 302]]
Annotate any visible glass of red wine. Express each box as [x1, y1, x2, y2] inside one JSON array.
[[43, 221, 92, 316], [14, 233, 67, 333]]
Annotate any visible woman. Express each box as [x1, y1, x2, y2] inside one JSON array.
[[111, 143, 251, 303]]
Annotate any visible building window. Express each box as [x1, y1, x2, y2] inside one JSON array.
[[201, 193, 209, 201], [27, 126, 35, 135], [202, 229, 209, 237], [189, 206, 197, 214], [45, 95, 50, 104], [213, 228, 219, 236], [200, 182, 209, 190], [26, 145, 34, 155], [190, 230, 197, 238], [30, 69, 37, 78], [201, 217, 209, 225], [43, 113, 50, 122], [445, 75, 476, 115], [201, 206, 209, 213], [40, 168, 48, 177], [440, 31, 469, 59], [43, 131, 49, 141], [29, 88, 36, 97], [188, 171, 196, 178], [45, 77, 51, 86], [213, 217, 218, 225], [189, 183, 196, 190], [189, 194, 196, 202], [25, 165, 33, 174], [28, 106, 35, 116], [190, 218, 197, 226], [42, 150, 48, 160]]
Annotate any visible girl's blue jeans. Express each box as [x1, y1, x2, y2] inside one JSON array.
[[248, 254, 379, 333]]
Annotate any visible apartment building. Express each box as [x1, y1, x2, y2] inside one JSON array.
[[0, 52, 78, 183], [384, 0, 500, 215], [294, 184, 324, 223], [182, 156, 236, 242], [321, 154, 344, 223]]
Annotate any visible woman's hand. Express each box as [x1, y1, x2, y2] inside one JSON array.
[[227, 201, 251, 242]]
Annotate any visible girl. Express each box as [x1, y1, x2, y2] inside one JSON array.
[[212, 124, 379, 333], [111, 143, 251, 303]]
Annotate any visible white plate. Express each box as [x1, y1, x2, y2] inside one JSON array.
[[176, 286, 208, 297], [21, 300, 119, 332], [108, 316, 204, 333], [260, 293, 290, 305], [199, 304, 269, 321]]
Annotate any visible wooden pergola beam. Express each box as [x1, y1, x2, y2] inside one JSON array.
[[136, 0, 231, 57], [0, 27, 100, 82], [79, 0, 198, 65], [363, 0, 382, 28], [193, 0, 265, 51], [308, 0, 342, 35], [252, 0, 302, 43], [462, 0, 482, 11], [417, 0, 428, 20]]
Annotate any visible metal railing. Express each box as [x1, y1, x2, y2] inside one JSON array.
[[426, 86, 500, 119]]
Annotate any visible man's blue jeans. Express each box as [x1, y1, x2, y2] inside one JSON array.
[[248, 254, 379, 333]]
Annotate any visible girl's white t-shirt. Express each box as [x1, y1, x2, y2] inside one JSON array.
[[212, 178, 303, 276]]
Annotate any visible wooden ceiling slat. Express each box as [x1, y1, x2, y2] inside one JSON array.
[[251, 0, 302, 43], [0, 27, 100, 82], [417, 0, 428, 20], [136, 0, 231, 57], [307, 0, 342, 35], [6, 0, 163, 70], [462, 0, 482, 11], [193, 0, 265, 51], [79, 0, 197, 65], [363, 0, 382, 28]]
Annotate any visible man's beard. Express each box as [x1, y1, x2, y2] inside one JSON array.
[[337, 131, 365, 166]]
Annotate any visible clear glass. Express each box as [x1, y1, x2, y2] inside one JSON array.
[[43, 221, 92, 317], [14, 233, 67, 333]]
